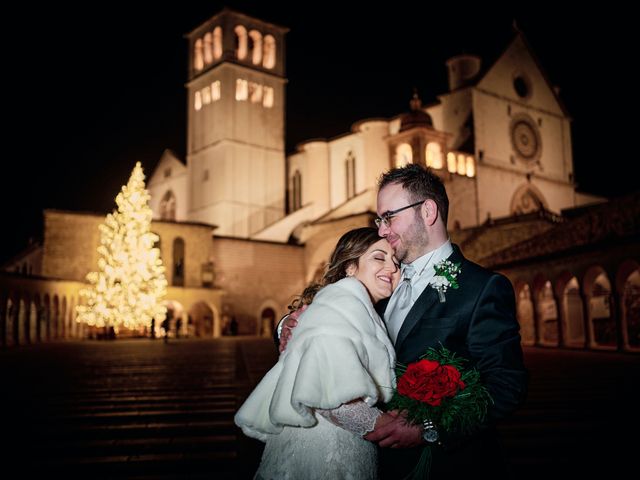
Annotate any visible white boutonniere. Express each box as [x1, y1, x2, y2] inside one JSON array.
[[431, 260, 461, 302]]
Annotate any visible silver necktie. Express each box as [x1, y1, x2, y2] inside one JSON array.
[[387, 264, 415, 344]]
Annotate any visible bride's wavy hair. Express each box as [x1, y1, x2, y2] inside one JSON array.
[[289, 227, 382, 310]]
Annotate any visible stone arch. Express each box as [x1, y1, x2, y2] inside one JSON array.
[[43, 294, 51, 341], [248, 29, 263, 65], [188, 301, 220, 338], [555, 272, 586, 348], [52, 295, 60, 340], [213, 26, 223, 59], [234, 25, 248, 60], [256, 300, 281, 337], [163, 300, 186, 339], [616, 259, 640, 351], [262, 34, 276, 68], [203, 31, 213, 64], [5, 296, 14, 347], [194, 38, 204, 71], [7, 292, 21, 347], [583, 266, 616, 349], [514, 280, 535, 346], [28, 296, 38, 343], [18, 295, 29, 345], [425, 142, 443, 169], [60, 296, 68, 339], [67, 296, 75, 339], [32, 294, 42, 342], [532, 274, 559, 346], [510, 183, 548, 215], [395, 143, 412, 167]]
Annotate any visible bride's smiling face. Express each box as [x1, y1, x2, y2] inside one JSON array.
[[347, 239, 400, 303]]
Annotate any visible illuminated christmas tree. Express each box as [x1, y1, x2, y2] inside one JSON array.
[[77, 162, 167, 334]]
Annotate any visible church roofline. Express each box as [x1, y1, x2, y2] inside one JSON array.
[[311, 210, 376, 226], [0, 241, 42, 270], [480, 192, 640, 269], [43, 209, 219, 231], [471, 29, 571, 118], [215, 235, 305, 248], [350, 117, 390, 133]]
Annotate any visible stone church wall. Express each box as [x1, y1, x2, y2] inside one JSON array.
[[213, 237, 305, 335]]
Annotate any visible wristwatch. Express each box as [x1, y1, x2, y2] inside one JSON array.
[[422, 418, 439, 443]]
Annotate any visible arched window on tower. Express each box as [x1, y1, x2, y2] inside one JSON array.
[[292, 170, 302, 211], [160, 190, 176, 221], [203, 32, 213, 65], [211, 80, 221, 101], [235, 25, 248, 60], [345, 151, 356, 199], [249, 30, 263, 65], [172, 238, 185, 287], [263, 35, 276, 69], [465, 155, 475, 177], [194, 39, 204, 71], [446, 152, 456, 173], [263, 86, 274, 108], [213, 26, 223, 59], [425, 142, 443, 169], [457, 154, 467, 176], [236, 79, 248, 101], [249, 82, 263, 103], [395, 143, 412, 167]]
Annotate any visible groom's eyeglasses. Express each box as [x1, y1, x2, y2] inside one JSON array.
[[374, 200, 426, 228]]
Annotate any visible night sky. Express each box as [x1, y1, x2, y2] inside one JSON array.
[[3, 3, 632, 263]]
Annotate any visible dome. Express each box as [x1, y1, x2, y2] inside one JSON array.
[[399, 91, 433, 132]]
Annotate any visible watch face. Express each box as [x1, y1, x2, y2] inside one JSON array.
[[423, 428, 439, 443], [510, 114, 542, 163]]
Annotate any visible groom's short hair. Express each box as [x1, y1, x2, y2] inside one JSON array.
[[378, 164, 449, 227]]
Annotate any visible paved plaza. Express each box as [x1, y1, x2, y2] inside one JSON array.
[[2, 338, 638, 478]]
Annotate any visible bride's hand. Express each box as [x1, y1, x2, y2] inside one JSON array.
[[373, 412, 396, 430]]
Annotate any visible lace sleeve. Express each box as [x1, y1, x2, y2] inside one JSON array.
[[317, 400, 381, 437]]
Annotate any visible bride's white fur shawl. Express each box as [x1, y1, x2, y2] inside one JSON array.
[[234, 277, 396, 442]]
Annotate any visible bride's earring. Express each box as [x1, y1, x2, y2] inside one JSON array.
[[346, 264, 356, 277]]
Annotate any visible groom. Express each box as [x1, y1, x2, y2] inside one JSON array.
[[279, 164, 527, 478], [364, 164, 527, 478]]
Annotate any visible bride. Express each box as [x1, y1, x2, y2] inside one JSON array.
[[235, 227, 399, 479]]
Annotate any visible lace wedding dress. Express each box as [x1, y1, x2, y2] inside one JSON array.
[[255, 402, 380, 480]]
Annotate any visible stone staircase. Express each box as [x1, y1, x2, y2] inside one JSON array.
[[3, 339, 638, 479], [3, 338, 277, 479]]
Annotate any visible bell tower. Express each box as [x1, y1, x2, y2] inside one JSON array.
[[185, 9, 288, 237]]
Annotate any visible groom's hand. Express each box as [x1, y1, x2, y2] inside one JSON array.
[[364, 411, 423, 448], [278, 305, 307, 353]]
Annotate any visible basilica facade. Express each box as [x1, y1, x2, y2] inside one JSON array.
[[2, 8, 638, 351]]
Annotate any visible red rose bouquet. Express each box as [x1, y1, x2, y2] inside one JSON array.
[[385, 345, 492, 479]]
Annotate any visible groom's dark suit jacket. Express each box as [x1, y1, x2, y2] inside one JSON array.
[[377, 244, 528, 479]]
